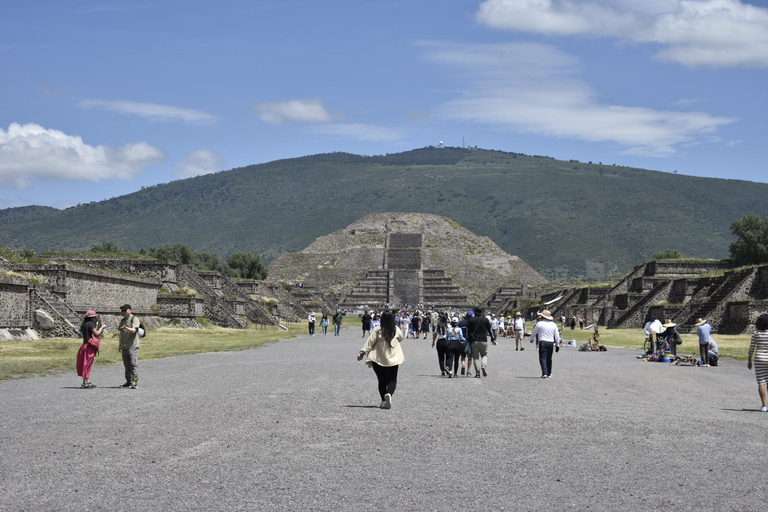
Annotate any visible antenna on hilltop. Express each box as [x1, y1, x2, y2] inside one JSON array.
[[438, 141, 444, 149]]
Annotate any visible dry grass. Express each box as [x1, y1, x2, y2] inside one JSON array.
[[0, 323, 303, 381]]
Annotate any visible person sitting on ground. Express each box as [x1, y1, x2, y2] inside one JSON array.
[[708, 338, 719, 366], [662, 320, 682, 356]]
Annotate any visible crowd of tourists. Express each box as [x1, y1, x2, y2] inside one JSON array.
[[356, 306, 564, 409], [73, 298, 768, 414]]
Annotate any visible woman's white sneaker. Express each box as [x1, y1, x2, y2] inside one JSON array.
[[383, 393, 392, 409]]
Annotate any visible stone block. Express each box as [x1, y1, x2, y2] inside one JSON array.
[[34, 310, 55, 331]]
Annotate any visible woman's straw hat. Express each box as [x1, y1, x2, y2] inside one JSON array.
[[539, 310, 553, 320], [662, 320, 676, 329], [694, 318, 707, 327]]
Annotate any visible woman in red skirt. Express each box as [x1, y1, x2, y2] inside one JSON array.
[[77, 310, 104, 389]]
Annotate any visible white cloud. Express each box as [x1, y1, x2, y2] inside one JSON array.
[[176, 149, 226, 178], [0, 123, 166, 188], [476, 0, 768, 68], [79, 99, 219, 124], [420, 41, 735, 156], [253, 99, 334, 124], [310, 123, 408, 142]]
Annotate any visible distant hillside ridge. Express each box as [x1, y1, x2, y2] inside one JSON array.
[[2, 146, 768, 280]]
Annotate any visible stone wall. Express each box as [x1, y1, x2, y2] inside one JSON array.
[[197, 271, 222, 293], [724, 300, 768, 334], [645, 261, 732, 277], [156, 295, 205, 318], [224, 298, 246, 315], [235, 280, 259, 295], [0, 277, 30, 327], [13, 264, 161, 315], [51, 258, 178, 285]]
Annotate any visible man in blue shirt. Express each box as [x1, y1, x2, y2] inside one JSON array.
[[695, 318, 712, 367]]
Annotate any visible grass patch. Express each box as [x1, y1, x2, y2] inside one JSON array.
[[0, 323, 302, 381], [0, 270, 48, 284], [560, 328, 753, 360]]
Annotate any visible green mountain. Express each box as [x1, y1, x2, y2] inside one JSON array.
[[2, 147, 767, 280]]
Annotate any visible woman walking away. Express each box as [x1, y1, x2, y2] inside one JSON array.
[[747, 313, 768, 412], [77, 310, 105, 389], [308, 312, 316, 336], [531, 309, 560, 378], [445, 317, 467, 378], [320, 314, 329, 335], [357, 311, 405, 409], [432, 322, 449, 376]]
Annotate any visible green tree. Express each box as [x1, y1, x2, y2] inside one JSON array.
[[149, 243, 194, 264], [194, 251, 230, 274], [90, 241, 120, 253], [651, 249, 684, 260], [730, 213, 768, 265], [227, 252, 267, 280]]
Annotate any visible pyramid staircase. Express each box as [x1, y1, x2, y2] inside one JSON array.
[[30, 286, 81, 336], [679, 267, 758, 331], [177, 266, 247, 328]]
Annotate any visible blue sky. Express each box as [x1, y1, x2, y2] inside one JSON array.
[[1, 0, 767, 210]]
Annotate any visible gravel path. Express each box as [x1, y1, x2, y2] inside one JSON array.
[[1, 328, 766, 511]]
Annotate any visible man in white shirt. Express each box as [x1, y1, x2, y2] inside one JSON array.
[[643, 315, 664, 353], [530, 310, 560, 378]]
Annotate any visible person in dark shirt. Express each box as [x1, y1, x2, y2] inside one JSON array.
[[77, 310, 105, 389], [411, 312, 422, 339], [420, 313, 431, 339], [467, 306, 496, 378], [361, 311, 373, 338]]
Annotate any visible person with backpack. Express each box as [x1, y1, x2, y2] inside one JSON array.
[[118, 304, 141, 389], [444, 317, 467, 378], [77, 310, 105, 389]]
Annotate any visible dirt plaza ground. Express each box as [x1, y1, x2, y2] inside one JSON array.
[[1, 327, 766, 511]]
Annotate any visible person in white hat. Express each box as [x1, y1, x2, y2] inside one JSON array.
[[529, 310, 560, 378], [662, 320, 682, 356], [695, 318, 712, 366]]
